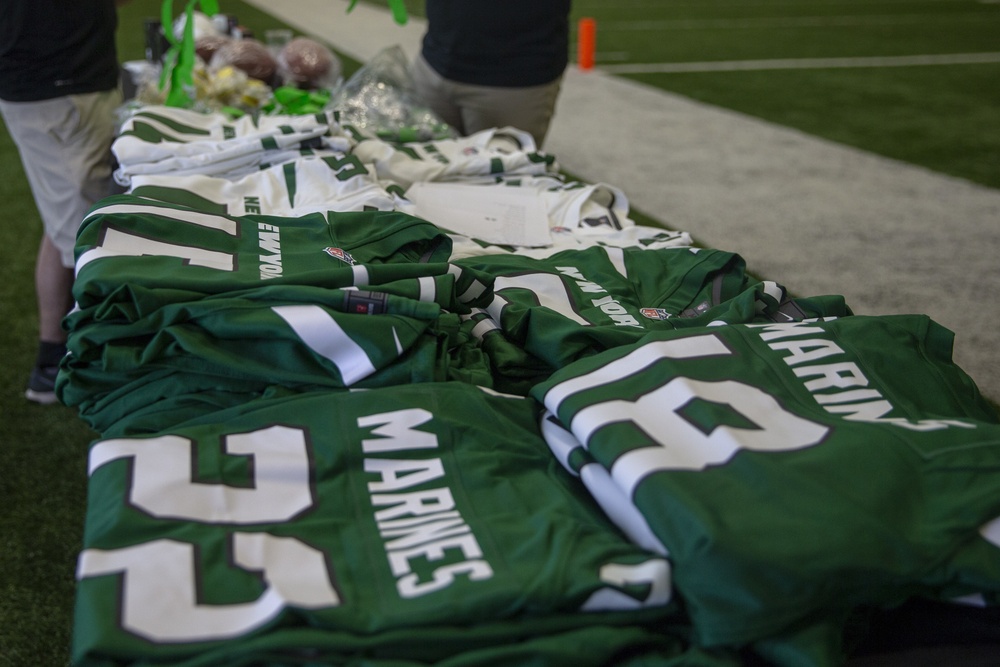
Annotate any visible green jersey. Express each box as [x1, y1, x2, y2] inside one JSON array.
[[351, 126, 557, 189], [72, 195, 454, 310], [73, 383, 685, 666], [532, 315, 1000, 654], [454, 245, 849, 389], [59, 286, 486, 431]]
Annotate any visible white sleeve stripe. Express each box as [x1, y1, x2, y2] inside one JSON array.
[[271, 305, 377, 386], [417, 276, 437, 303], [351, 265, 370, 286]]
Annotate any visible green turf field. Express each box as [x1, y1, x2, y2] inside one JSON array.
[[568, 0, 1000, 189], [383, 0, 1000, 189], [1, 0, 997, 663]]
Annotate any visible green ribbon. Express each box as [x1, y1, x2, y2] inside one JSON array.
[[159, 0, 220, 107], [264, 87, 333, 116], [346, 0, 408, 25]]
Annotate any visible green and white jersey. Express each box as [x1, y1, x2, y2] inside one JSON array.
[[351, 126, 558, 189], [531, 315, 1000, 651], [73, 383, 682, 666], [129, 153, 404, 216], [454, 244, 845, 379], [117, 105, 351, 147], [447, 224, 696, 262], [60, 285, 458, 406], [72, 195, 455, 310], [62, 266, 497, 435], [113, 106, 353, 186], [58, 312, 488, 439], [69, 266, 483, 327]]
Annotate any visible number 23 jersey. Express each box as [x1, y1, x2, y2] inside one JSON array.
[[73, 383, 681, 666]]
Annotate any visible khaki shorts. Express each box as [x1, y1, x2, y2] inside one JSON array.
[[410, 52, 562, 149], [0, 88, 122, 267]]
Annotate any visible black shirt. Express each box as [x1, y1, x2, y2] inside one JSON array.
[[0, 0, 120, 102], [421, 0, 571, 88]]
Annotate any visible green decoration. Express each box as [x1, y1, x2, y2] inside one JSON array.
[[346, 0, 408, 25], [264, 87, 333, 116], [158, 0, 220, 107]]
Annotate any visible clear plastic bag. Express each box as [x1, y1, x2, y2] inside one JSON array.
[[328, 45, 456, 142], [276, 37, 343, 91]]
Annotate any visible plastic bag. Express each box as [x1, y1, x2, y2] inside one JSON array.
[[209, 39, 278, 85], [328, 45, 455, 142], [276, 37, 342, 91]]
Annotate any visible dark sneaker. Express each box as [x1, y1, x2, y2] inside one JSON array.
[[25, 364, 59, 405]]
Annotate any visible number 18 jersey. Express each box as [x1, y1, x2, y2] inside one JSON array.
[[532, 315, 1000, 651]]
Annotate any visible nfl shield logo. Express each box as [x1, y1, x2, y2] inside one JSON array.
[[640, 307, 671, 320], [323, 247, 356, 265]]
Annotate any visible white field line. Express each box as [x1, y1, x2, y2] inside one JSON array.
[[581, 0, 976, 7], [599, 52, 1000, 74], [590, 14, 994, 30]]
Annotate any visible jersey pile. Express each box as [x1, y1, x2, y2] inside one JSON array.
[[62, 103, 1000, 667], [112, 106, 353, 185]]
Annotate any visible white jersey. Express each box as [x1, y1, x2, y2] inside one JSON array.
[[491, 173, 636, 232], [400, 173, 694, 258], [129, 154, 403, 216], [351, 126, 558, 189], [113, 105, 354, 185], [402, 173, 630, 233]]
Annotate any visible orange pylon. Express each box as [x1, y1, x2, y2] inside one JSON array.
[[578, 17, 596, 70]]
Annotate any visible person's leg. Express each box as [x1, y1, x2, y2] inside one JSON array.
[[24, 236, 74, 403], [35, 235, 75, 345], [1, 90, 120, 402], [455, 77, 563, 149], [409, 52, 466, 135]]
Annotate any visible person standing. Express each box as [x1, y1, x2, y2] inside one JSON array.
[[0, 0, 128, 403], [410, 0, 571, 149]]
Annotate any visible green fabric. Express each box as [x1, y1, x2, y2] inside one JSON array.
[[159, 0, 220, 107], [347, 0, 408, 25], [533, 315, 1000, 652], [72, 383, 686, 665]]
